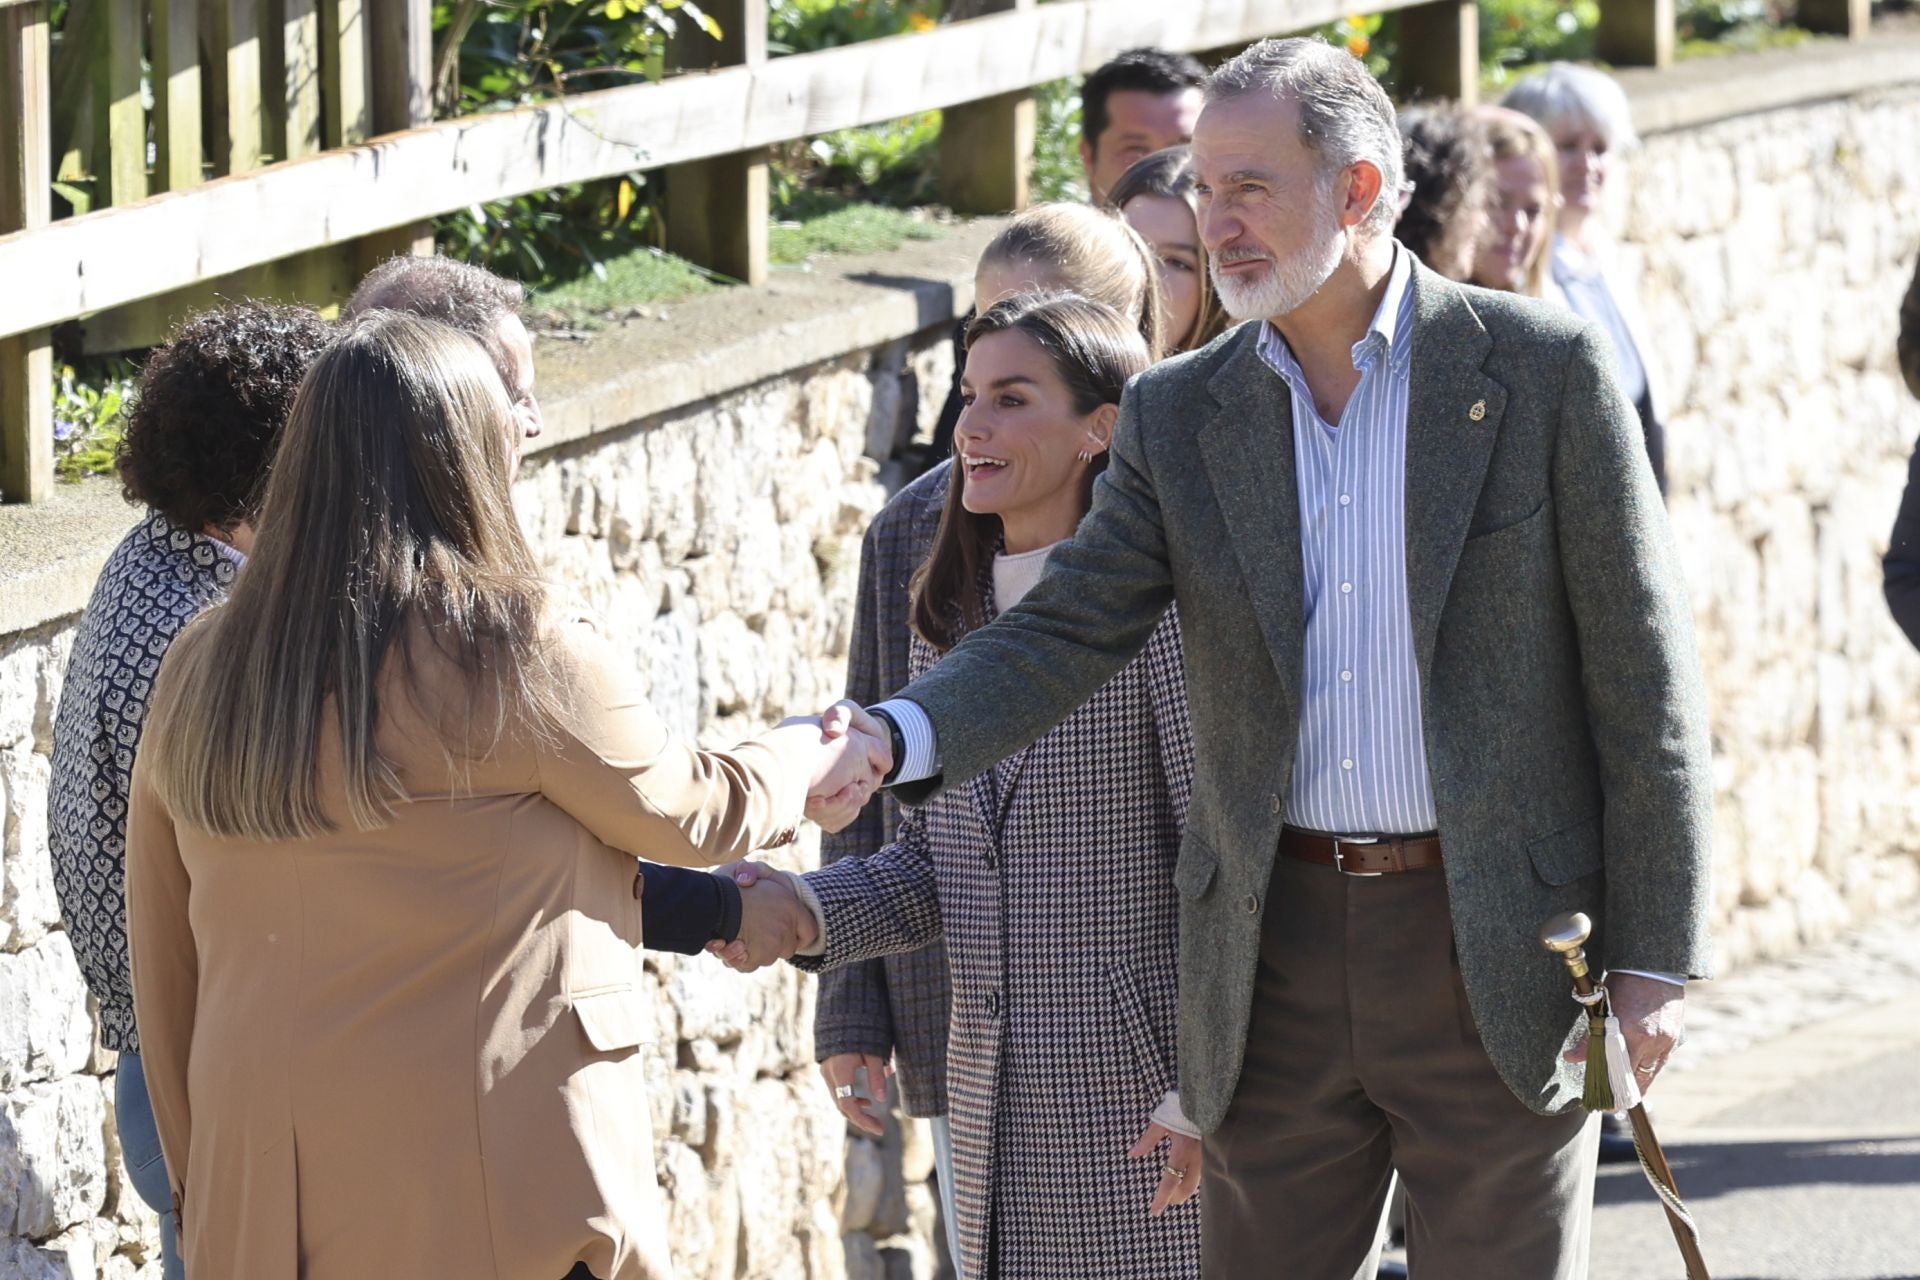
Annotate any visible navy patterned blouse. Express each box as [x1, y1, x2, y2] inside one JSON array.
[[49, 513, 240, 1053]]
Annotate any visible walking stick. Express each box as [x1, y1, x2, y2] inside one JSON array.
[[1539, 912, 1711, 1280]]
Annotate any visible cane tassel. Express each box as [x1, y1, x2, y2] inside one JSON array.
[[1582, 1007, 1614, 1112], [1603, 1015, 1643, 1112]]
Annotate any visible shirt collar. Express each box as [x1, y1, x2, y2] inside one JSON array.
[[1257, 241, 1415, 382]]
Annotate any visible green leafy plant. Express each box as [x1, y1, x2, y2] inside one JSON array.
[[1479, 0, 1599, 89], [1030, 78, 1087, 204], [768, 0, 941, 55], [52, 358, 138, 483], [1310, 13, 1395, 83]]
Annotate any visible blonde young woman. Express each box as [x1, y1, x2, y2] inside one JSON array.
[[126, 312, 882, 1280], [730, 295, 1199, 1279], [1469, 106, 1561, 298], [806, 203, 1165, 1277], [1106, 145, 1232, 353]]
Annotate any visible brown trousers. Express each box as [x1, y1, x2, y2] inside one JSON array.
[[1203, 857, 1598, 1280]]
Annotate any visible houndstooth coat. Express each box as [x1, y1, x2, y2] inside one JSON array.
[[795, 599, 1200, 1279]]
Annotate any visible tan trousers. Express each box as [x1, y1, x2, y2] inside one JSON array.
[[1203, 857, 1598, 1280]]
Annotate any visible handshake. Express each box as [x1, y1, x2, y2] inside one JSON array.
[[702, 701, 892, 973], [797, 701, 895, 834]]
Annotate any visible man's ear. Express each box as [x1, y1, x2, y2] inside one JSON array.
[[1341, 160, 1386, 232], [1086, 403, 1120, 454], [1080, 136, 1097, 190]]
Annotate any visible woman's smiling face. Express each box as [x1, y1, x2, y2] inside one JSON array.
[[954, 329, 1104, 544]]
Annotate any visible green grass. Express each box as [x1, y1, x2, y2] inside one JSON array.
[[531, 246, 719, 328], [771, 203, 942, 266], [1676, 24, 1813, 59]]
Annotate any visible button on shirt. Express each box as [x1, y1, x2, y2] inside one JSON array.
[[1257, 245, 1438, 835]]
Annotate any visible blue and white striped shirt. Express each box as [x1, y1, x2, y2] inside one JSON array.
[[1258, 246, 1438, 835]]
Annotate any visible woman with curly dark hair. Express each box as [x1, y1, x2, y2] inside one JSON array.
[[1395, 102, 1493, 282], [48, 301, 334, 1280]]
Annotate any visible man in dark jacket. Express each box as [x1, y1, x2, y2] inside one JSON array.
[[1882, 250, 1920, 647]]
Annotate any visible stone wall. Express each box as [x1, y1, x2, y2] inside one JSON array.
[[1625, 83, 1920, 970], [0, 67, 1918, 1280]]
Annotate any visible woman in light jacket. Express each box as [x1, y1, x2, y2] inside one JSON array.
[[1506, 62, 1670, 494], [731, 294, 1200, 1279], [126, 311, 877, 1280]]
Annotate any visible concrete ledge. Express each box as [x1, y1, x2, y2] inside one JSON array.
[[0, 479, 139, 637], [528, 220, 999, 456], [1620, 31, 1920, 136]]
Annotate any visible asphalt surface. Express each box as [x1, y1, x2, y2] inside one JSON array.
[[1587, 990, 1920, 1280], [1378, 909, 1920, 1279]]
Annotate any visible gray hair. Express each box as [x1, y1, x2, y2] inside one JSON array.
[[1503, 62, 1639, 151], [1204, 37, 1404, 237]]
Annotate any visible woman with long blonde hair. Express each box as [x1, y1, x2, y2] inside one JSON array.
[[127, 311, 879, 1280], [1470, 106, 1561, 298]]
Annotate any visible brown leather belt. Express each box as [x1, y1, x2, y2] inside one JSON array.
[[1279, 828, 1444, 876]]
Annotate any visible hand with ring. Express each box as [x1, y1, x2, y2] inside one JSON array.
[[1128, 1118, 1203, 1217], [820, 1052, 891, 1137]]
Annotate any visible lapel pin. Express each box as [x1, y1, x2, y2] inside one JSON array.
[[1468, 399, 1487, 421]]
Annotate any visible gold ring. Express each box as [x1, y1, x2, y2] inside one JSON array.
[[1161, 1165, 1186, 1181]]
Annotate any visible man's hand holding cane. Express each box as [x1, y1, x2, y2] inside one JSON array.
[[1564, 972, 1686, 1095]]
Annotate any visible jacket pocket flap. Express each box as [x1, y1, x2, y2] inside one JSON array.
[[1173, 836, 1218, 899], [573, 987, 651, 1052], [1526, 816, 1604, 886]]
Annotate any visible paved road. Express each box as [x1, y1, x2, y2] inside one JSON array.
[[1589, 911, 1920, 1280]]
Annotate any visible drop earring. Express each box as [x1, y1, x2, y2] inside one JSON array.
[[1077, 448, 1096, 462]]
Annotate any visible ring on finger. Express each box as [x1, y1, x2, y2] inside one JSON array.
[[1160, 1165, 1186, 1181], [834, 1084, 856, 1099]]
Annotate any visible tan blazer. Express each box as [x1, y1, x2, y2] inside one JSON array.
[[127, 613, 812, 1280]]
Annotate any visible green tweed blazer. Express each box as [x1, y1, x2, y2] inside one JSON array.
[[891, 261, 1714, 1130]]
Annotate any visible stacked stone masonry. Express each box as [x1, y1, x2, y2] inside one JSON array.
[[0, 77, 1916, 1278]]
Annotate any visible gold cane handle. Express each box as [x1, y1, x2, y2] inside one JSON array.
[[1538, 911, 1594, 986]]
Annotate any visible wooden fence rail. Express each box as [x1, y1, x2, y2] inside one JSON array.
[[0, 0, 1880, 502]]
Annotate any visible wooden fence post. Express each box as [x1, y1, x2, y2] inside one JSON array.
[[152, 0, 203, 192], [1595, 0, 1674, 68], [93, 0, 146, 204], [1, 2, 52, 503], [1799, 0, 1869, 39], [1398, 1, 1479, 105], [360, 0, 432, 266], [939, 0, 1036, 215], [320, 0, 370, 148], [205, 0, 266, 174], [266, 0, 324, 161], [664, 0, 769, 286]]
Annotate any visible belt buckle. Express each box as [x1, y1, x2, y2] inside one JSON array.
[[1331, 836, 1383, 877]]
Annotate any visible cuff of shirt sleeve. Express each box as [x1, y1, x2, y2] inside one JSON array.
[[1151, 1091, 1200, 1140], [871, 699, 940, 784], [1611, 968, 1686, 987], [782, 870, 830, 958]]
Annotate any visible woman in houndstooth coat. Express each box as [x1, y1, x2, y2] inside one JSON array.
[[777, 295, 1202, 1278]]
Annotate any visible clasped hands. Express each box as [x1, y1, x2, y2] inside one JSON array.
[[706, 702, 888, 973], [797, 699, 892, 834]]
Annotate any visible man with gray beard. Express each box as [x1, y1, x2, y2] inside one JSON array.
[[836, 35, 1712, 1279]]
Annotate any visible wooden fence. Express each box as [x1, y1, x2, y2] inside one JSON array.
[[0, 0, 1880, 502]]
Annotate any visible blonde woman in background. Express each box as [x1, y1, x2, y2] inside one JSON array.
[[1107, 145, 1234, 354], [1470, 106, 1561, 298], [808, 202, 1165, 1278], [127, 312, 884, 1280]]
